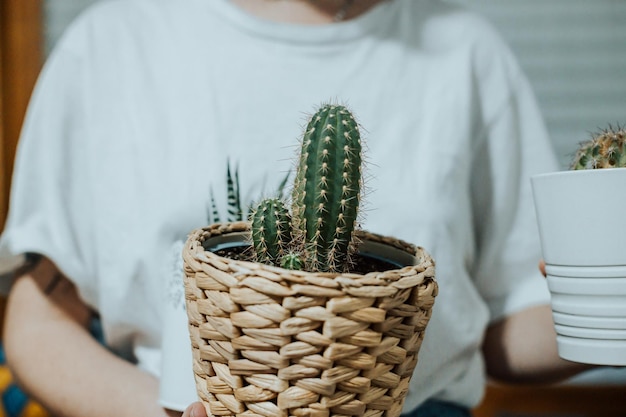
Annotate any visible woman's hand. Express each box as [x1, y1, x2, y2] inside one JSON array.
[[4, 256, 176, 417], [539, 259, 546, 277], [181, 402, 207, 417]]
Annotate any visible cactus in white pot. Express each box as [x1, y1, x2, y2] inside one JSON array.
[[571, 126, 626, 170]]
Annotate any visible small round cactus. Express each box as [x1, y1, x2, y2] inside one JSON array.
[[280, 252, 303, 270], [250, 198, 293, 265], [571, 126, 626, 170]]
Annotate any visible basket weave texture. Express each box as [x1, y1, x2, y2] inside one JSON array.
[[182, 222, 438, 417]]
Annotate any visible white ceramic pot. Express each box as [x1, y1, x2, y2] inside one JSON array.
[[547, 275, 626, 295], [550, 293, 626, 317], [556, 336, 626, 366], [552, 311, 626, 329], [554, 324, 626, 339], [532, 168, 626, 267], [531, 168, 626, 365], [546, 264, 626, 278]]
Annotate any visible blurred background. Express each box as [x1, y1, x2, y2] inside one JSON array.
[[1, 0, 625, 416]]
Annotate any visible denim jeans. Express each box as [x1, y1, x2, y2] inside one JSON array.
[[401, 399, 471, 417]]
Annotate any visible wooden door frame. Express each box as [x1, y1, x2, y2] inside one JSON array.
[[0, 0, 44, 231]]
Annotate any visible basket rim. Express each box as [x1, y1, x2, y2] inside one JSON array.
[[183, 221, 436, 287]]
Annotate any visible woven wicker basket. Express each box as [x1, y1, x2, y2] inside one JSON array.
[[182, 221, 438, 417]]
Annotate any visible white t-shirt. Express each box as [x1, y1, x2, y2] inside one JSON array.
[[0, 0, 558, 410]]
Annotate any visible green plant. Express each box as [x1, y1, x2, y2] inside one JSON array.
[[208, 160, 244, 224], [250, 198, 293, 265], [250, 103, 363, 272], [208, 161, 290, 224], [571, 125, 626, 170]]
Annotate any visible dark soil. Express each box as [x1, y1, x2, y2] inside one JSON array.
[[213, 245, 400, 274]]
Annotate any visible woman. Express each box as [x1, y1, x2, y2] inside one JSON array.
[[1, 0, 591, 416]]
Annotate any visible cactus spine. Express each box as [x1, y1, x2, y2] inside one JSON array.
[[250, 198, 293, 265], [250, 103, 363, 273], [292, 104, 362, 272], [571, 126, 626, 170]]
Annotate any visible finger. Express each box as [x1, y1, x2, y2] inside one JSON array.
[[181, 402, 207, 417], [539, 259, 546, 278]]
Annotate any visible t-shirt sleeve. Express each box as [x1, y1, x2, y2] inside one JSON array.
[[471, 70, 559, 323], [0, 39, 97, 307]]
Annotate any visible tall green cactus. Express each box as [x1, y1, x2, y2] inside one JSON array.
[[571, 126, 626, 169], [249, 103, 364, 273], [292, 104, 362, 272], [250, 198, 293, 265]]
